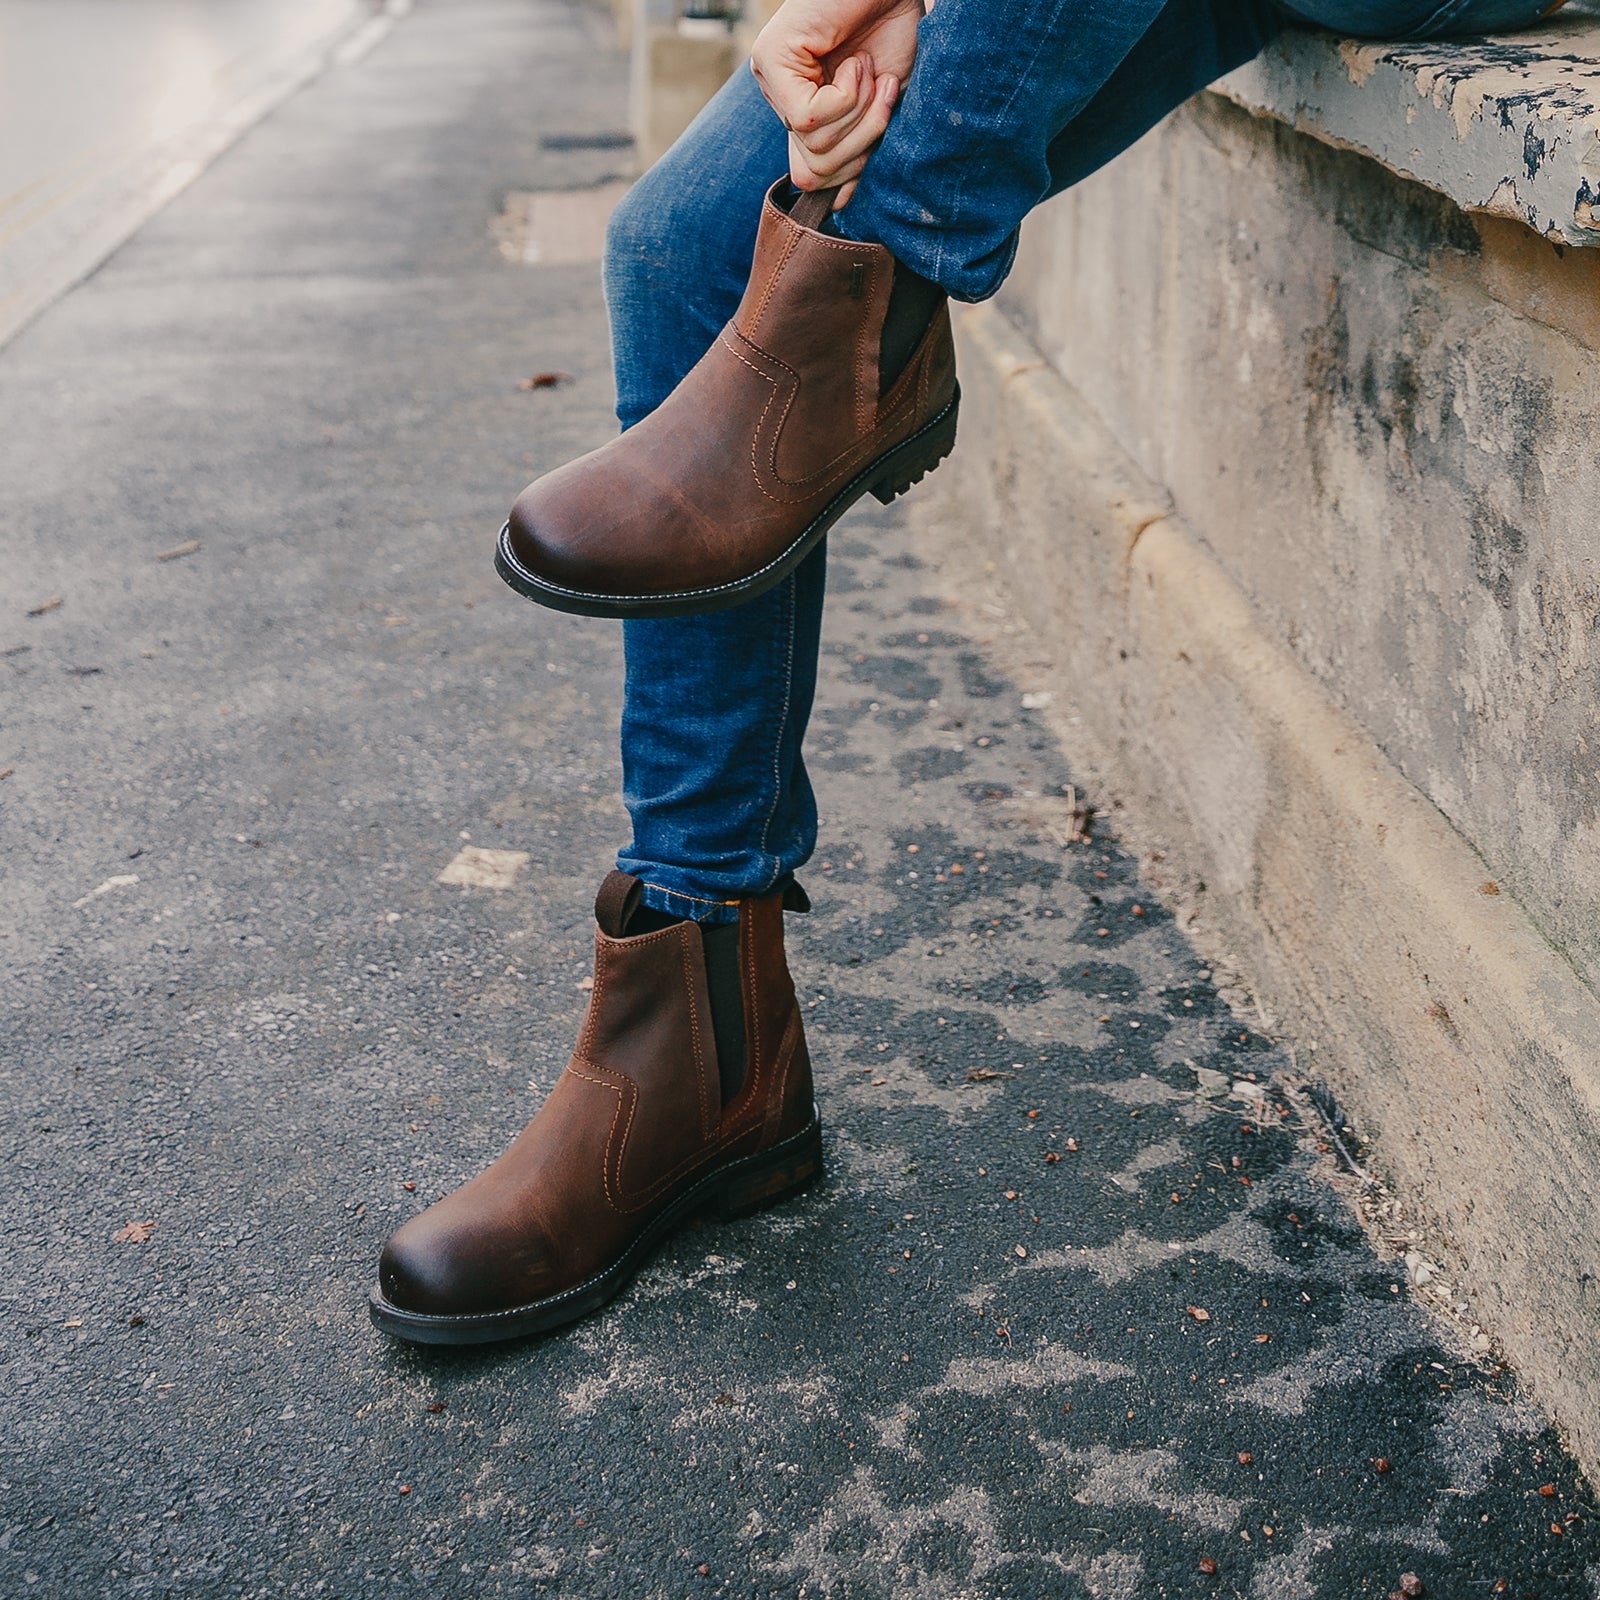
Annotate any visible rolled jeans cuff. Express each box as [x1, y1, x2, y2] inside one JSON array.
[[632, 877, 753, 926]]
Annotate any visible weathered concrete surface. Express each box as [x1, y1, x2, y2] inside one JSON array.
[[1218, 10, 1600, 246], [4, 1, 1599, 1594], [934, 277, 1600, 1479], [1003, 92, 1600, 1005], [908, 0, 1600, 1520]]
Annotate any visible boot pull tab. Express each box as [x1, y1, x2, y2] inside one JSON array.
[[782, 881, 811, 914], [594, 870, 645, 938], [788, 185, 840, 233]]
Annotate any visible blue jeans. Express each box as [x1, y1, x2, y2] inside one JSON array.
[[608, 0, 1556, 922]]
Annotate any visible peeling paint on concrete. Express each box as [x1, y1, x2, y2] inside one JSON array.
[[1218, 15, 1600, 243], [1338, 38, 1385, 88]]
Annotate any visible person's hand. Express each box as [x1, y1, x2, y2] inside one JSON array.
[[750, 0, 924, 209]]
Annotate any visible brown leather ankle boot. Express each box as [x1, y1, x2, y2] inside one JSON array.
[[494, 180, 958, 620], [367, 872, 822, 1344]]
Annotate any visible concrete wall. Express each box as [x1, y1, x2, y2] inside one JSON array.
[[629, 0, 780, 167], [927, 87, 1600, 1474], [1002, 95, 1600, 995]]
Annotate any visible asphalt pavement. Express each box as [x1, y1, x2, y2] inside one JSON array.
[[2, 1, 1596, 1595]]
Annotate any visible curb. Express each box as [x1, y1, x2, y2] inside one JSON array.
[[929, 299, 1600, 1478]]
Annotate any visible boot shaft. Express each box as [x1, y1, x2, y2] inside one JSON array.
[[584, 871, 812, 1147], [733, 184, 896, 457]]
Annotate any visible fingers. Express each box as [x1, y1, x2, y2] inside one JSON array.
[[794, 54, 873, 152], [806, 56, 902, 159], [805, 70, 896, 167], [752, 41, 859, 139], [788, 70, 898, 192], [779, 55, 870, 190], [761, 49, 868, 144]]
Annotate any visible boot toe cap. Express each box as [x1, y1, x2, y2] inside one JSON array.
[[378, 1209, 557, 1319], [506, 468, 625, 596], [377, 1214, 473, 1316], [508, 445, 710, 600], [505, 478, 568, 582]]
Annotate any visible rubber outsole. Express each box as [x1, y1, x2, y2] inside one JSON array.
[[366, 1109, 825, 1346], [493, 387, 960, 620]]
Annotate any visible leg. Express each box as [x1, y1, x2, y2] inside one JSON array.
[[840, 0, 1555, 301], [1037, 0, 1289, 198], [509, 0, 1298, 617], [378, 88, 824, 1323], [840, 0, 1288, 300], [617, 549, 826, 924], [1284, 0, 1564, 35], [607, 0, 1291, 921], [606, 69, 828, 924]]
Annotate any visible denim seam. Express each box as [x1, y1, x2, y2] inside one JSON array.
[[643, 884, 741, 910], [756, 573, 799, 894], [1411, 0, 1477, 34]]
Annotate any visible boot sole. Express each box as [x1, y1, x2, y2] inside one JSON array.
[[365, 1108, 825, 1346], [493, 386, 960, 620]]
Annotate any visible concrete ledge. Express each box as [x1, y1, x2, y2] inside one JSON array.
[[1217, 13, 1600, 244], [631, 26, 738, 167], [933, 300, 1600, 1475]]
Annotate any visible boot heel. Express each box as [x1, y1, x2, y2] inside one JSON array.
[[716, 1114, 824, 1220], [870, 389, 960, 505]]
